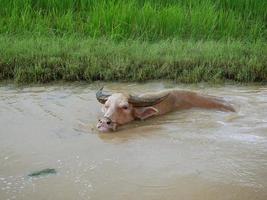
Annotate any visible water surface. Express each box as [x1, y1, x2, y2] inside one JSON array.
[[0, 82, 267, 200]]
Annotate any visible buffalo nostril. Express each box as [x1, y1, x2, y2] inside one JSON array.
[[107, 121, 111, 125]]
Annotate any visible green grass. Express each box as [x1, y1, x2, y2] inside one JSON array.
[[0, 0, 266, 41], [0, 0, 266, 83], [1, 35, 266, 83]]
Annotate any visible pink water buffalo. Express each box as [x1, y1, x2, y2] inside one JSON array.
[[96, 87, 235, 132]]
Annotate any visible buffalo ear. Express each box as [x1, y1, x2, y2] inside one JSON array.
[[134, 107, 159, 120]]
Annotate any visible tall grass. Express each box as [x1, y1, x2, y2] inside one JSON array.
[[0, 1, 266, 83], [0, 0, 266, 41]]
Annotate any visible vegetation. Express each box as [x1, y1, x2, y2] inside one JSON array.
[[1, 35, 266, 83], [0, 0, 266, 41], [0, 0, 266, 83]]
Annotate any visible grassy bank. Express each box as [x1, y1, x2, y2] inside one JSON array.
[[1, 36, 266, 83], [0, 0, 266, 83]]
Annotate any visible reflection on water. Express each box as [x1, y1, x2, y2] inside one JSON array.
[[0, 82, 267, 200]]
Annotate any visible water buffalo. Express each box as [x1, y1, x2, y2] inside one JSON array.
[[96, 87, 235, 132]]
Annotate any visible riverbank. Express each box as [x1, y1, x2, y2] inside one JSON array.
[[0, 0, 266, 84], [0, 36, 266, 83]]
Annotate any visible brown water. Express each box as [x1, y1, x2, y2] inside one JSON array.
[[0, 82, 267, 200]]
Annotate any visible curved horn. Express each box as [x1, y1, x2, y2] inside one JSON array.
[[96, 87, 111, 104], [129, 93, 169, 107]]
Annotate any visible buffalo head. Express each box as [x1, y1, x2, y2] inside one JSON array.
[[96, 87, 169, 132]]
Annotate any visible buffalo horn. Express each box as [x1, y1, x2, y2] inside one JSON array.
[[96, 87, 110, 104], [129, 93, 169, 107]]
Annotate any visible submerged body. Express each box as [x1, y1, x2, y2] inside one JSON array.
[[96, 89, 235, 132]]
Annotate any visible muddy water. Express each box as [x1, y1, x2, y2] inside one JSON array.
[[0, 82, 267, 200]]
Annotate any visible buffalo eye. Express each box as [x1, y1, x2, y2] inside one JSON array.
[[122, 105, 128, 110]]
